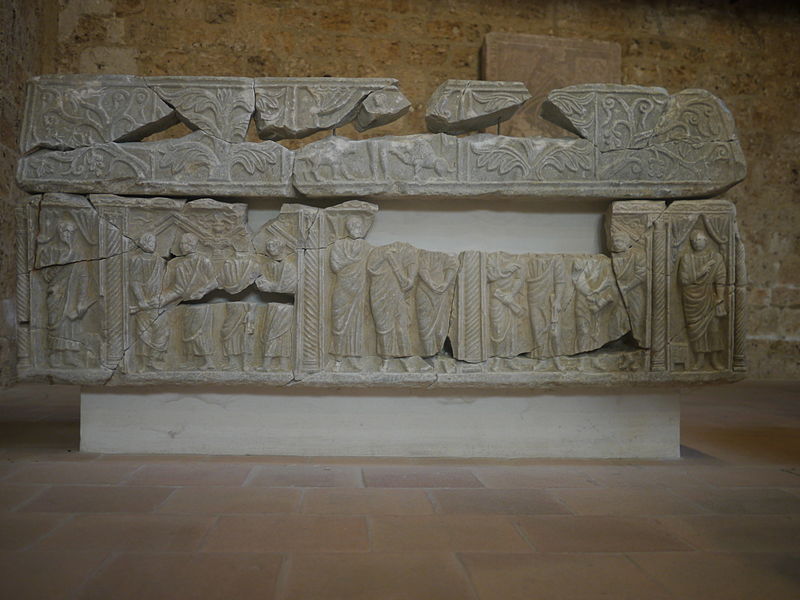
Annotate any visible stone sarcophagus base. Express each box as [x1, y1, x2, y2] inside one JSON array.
[[81, 385, 679, 459]]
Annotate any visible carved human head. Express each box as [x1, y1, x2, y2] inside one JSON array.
[[179, 232, 198, 255], [345, 215, 366, 240], [139, 232, 156, 254], [611, 231, 630, 253], [264, 237, 285, 258], [690, 230, 708, 251], [57, 222, 76, 243]]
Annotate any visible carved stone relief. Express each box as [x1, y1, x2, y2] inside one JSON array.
[[14, 75, 748, 387], [16, 194, 745, 386], [425, 80, 532, 134], [17, 76, 746, 201]]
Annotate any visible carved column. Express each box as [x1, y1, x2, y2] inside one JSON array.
[[294, 207, 326, 375], [650, 219, 668, 371], [15, 202, 32, 370], [450, 250, 490, 363], [733, 233, 748, 371], [98, 207, 127, 371]]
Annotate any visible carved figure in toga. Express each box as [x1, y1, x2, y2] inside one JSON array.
[[611, 231, 648, 346], [527, 255, 567, 359], [330, 216, 370, 370], [129, 232, 168, 371], [367, 242, 419, 369], [415, 250, 458, 357], [163, 233, 218, 370], [39, 221, 97, 368], [678, 230, 727, 370], [256, 237, 296, 371], [487, 252, 531, 358]]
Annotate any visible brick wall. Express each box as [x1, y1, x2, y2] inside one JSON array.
[[2, 0, 798, 382], [0, 0, 48, 385]]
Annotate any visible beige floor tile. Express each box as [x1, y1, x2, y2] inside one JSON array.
[[670, 486, 800, 514], [431, 488, 569, 515], [460, 553, 671, 600], [6, 461, 140, 484], [301, 488, 433, 515], [202, 515, 368, 552], [0, 513, 68, 550], [370, 515, 532, 553], [629, 551, 800, 600], [656, 514, 800, 552], [0, 484, 45, 511], [158, 486, 300, 514], [33, 514, 214, 552], [283, 553, 476, 600], [0, 551, 109, 600], [20, 485, 173, 513], [554, 487, 708, 516], [127, 463, 253, 486], [248, 464, 362, 488], [79, 552, 284, 600], [362, 466, 482, 488], [584, 465, 705, 488], [472, 465, 596, 489], [685, 466, 800, 487], [515, 515, 692, 552]]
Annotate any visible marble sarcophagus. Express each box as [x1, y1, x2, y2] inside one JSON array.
[[15, 76, 747, 389]]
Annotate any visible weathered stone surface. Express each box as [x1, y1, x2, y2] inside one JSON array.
[[16, 195, 745, 386], [292, 132, 745, 199], [426, 80, 532, 134], [481, 33, 622, 138], [17, 131, 295, 198], [20, 75, 176, 154], [355, 88, 411, 132], [449, 251, 629, 363], [147, 76, 255, 143], [253, 77, 398, 140], [608, 199, 747, 373], [542, 84, 669, 150], [652, 89, 738, 144]]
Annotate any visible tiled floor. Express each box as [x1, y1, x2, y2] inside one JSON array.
[[0, 382, 799, 599]]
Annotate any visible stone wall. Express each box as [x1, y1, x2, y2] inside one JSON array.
[[0, 0, 49, 386], [2, 0, 799, 383]]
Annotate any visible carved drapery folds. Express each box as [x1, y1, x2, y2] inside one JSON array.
[[16, 195, 746, 386], [14, 75, 748, 386]]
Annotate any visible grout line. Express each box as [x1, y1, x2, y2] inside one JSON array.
[[622, 552, 675, 596], [273, 553, 293, 600], [365, 514, 374, 552], [297, 487, 307, 514], [8, 484, 52, 512], [453, 552, 483, 600], [242, 464, 260, 487], [151, 487, 179, 513], [18, 512, 76, 552], [67, 549, 119, 600], [509, 516, 538, 552], [241, 464, 258, 487], [425, 489, 442, 514], [194, 514, 221, 553]]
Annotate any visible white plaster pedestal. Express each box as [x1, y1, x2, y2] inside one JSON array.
[[80, 386, 680, 459]]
